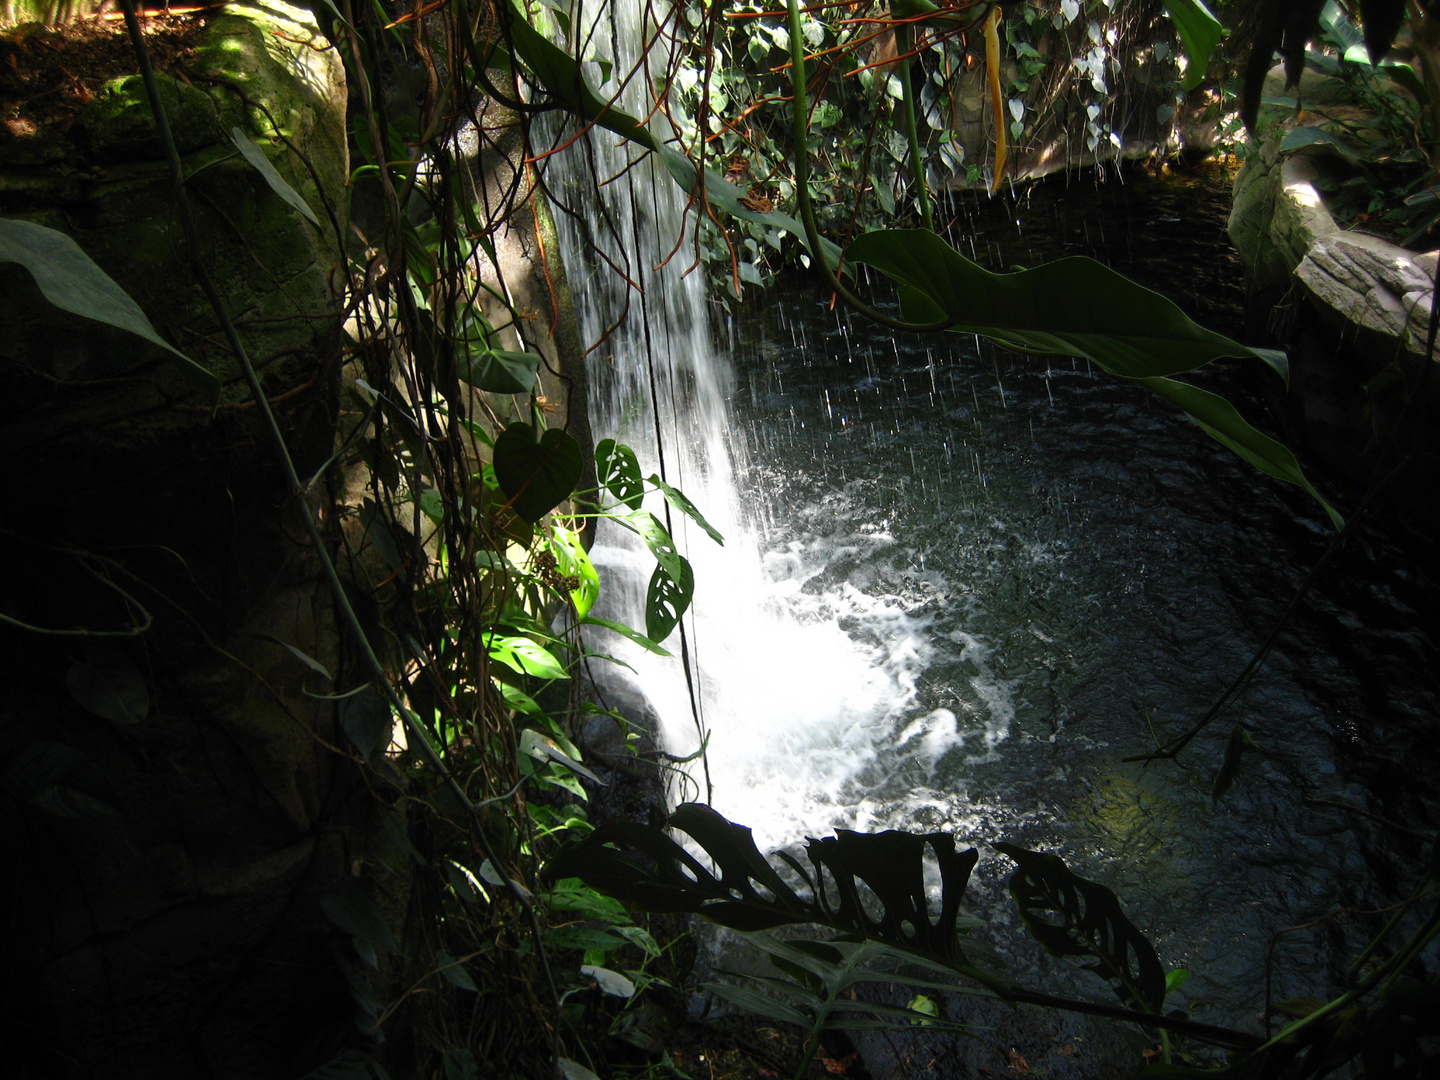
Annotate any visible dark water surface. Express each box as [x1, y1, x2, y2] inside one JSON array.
[[719, 165, 1440, 1035]]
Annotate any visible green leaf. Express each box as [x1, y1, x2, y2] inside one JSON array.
[[992, 843, 1165, 1013], [442, 1048, 480, 1080], [230, 127, 320, 226], [485, 633, 568, 679], [434, 950, 479, 993], [66, 647, 148, 725], [519, 728, 602, 784], [645, 556, 694, 643], [493, 423, 583, 523], [624, 510, 684, 583], [1211, 723, 1260, 803], [558, 1058, 602, 1080], [1279, 125, 1361, 160], [579, 615, 674, 657], [1137, 377, 1342, 529], [707, 981, 813, 1027], [341, 685, 392, 761], [1, 741, 120, 818], [1160, 0, 1223, 90], [648, 474, 724, 545], [596, 439, 644, 509], [321, 882, 401, 955], [657, 146, 847, 272], [550, 524, 599, 619], [0, 217, 220, 403], [581, 964, 636, 998], [457, 347, 540, 394], [845, 229, 1265, 379]]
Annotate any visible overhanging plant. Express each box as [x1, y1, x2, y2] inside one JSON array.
[[548, 804, 1440, 1078]]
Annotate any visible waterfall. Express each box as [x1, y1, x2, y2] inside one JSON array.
[[542, 0, 922, 851]]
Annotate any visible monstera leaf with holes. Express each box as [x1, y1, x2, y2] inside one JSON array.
[[546, 804, 1266, 1054]]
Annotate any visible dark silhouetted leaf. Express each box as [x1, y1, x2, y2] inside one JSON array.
[[66, 647, 148, 725], [1, 741, 120, 817], [321, 882, 401, 955], [435, 951, 478, 993], [1212, 722, 1261, 803], [993, 843, 1165, 1013], [0, 217, 220, 402], [493, 423, 582, 523], [846, 230, 1266, 378], [545, 804, 991, 974], [341, 685, 392, 761]]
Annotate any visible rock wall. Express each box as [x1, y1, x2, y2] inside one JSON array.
[[0, 6, 367, 1077], [1229, 136, 1440, 537]]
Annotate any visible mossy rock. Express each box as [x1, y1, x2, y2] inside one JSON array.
[[1, 1, 346, 479]]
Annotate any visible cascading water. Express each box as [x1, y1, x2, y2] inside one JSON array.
[[543, 0, 932, 850], [540, 0, 1440, 1032]]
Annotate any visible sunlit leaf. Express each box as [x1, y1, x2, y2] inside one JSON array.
[[519, 728, 602, 784], [0, 217, 220, 403], [550, 524, 599, 619], [1160, 0, 1223, 90], [485, 633, 568, 679], [581, 964, 636, 998], [579, 615, 674, 657]]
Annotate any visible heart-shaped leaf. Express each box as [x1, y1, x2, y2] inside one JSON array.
[[493, 423, 582, 523], [457, 348, 540, 394]]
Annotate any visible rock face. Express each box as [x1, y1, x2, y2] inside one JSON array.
[[0, 6, 370, 1078], [1228, 135, 1440, 535]]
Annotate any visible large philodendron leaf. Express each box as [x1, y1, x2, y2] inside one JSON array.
[[992, 842, 1165, 1014], [1161, 0, 1224, 90], [845, 229, 1272, 380], [0, 217, 220, 403], [545, 803, 1000, 983], [845, 229, 1340, 525], [1139, 376, 1343, 529]]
